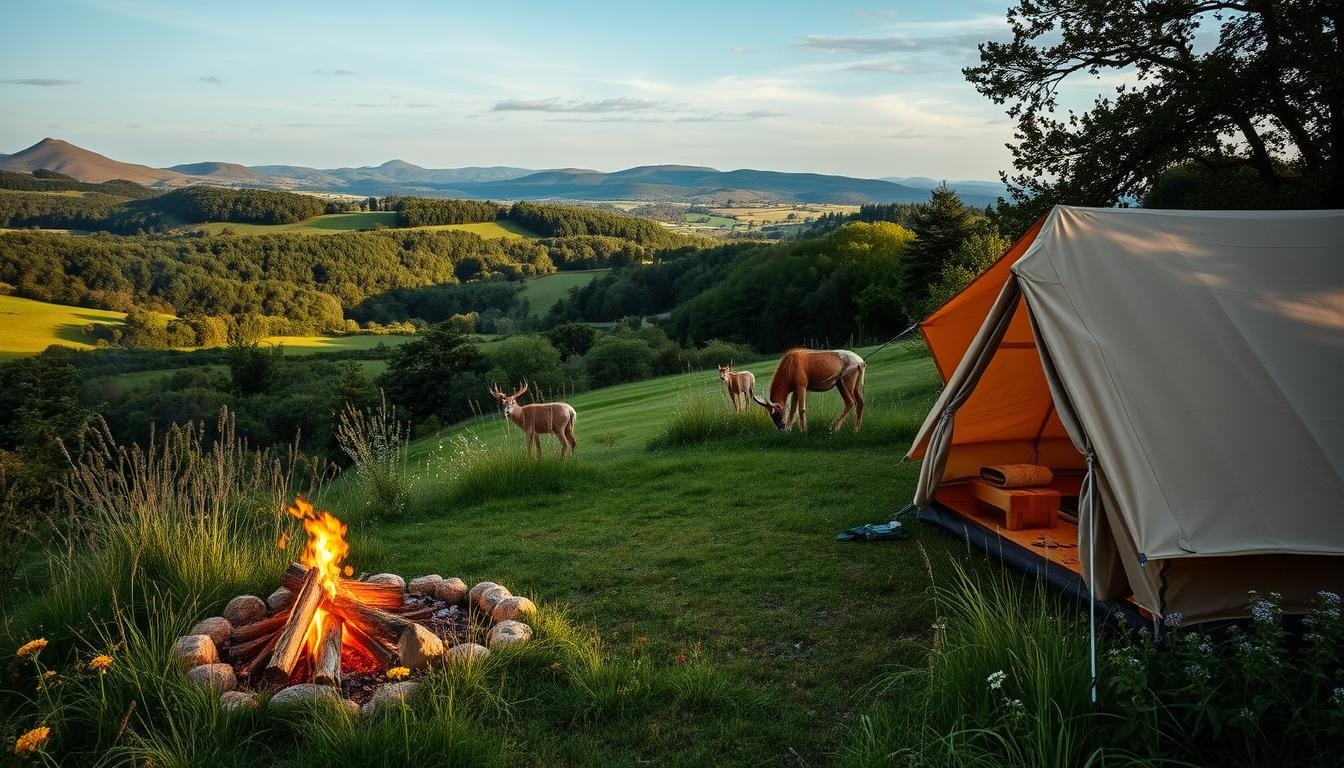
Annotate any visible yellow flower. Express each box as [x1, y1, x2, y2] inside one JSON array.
[[16, 639, 47, 658], [90, 654, 113, 673], [39, 670, 57, 685], [14, 726, 50, 756], [385, 666, 411, 681]]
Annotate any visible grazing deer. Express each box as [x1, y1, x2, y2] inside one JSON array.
[[717, 363, 756, 413], [753, 349, 866, 432], [488, 382, 578, 458]]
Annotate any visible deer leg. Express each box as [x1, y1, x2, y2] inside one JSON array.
[[852, 374, 865, 432], [794, 387, 808, 432], [833, 386, 855, 432]]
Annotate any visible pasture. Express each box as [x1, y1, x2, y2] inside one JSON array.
[[710, 204, 858, 225], [0, 294, 127, 359], [518, 268, 609, 318], [313, 341, 967, 764], [259, 334, 413, 354], [191, 214, 539, 239]]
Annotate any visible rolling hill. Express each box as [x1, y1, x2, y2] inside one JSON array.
[[0, 138, 188, 186], [1, 138, 1003, 205]]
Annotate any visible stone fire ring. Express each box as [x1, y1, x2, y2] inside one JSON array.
[[171, 571, 536, 716]]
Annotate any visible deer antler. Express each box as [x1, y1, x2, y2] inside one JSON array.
[[488, 383, 503, 398], [512, 381, 529, 400]]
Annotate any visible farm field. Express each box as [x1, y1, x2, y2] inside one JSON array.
[[191, 213, 539, 239], [518, 268, 609, 317], [0, 294, 417, 359], [0, 294, 128, 359], [710, 204, 858, 225], [314, 341, 976, 765]]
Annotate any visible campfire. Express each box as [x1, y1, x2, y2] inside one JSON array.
[[172, 498, 536, 713]]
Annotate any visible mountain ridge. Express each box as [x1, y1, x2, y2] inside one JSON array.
[[0, 138, 1002, 205]]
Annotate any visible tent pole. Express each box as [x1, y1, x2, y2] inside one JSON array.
[[1086, 450, 1098, 704]]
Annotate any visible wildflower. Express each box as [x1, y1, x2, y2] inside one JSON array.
[[1185, 663, 1209, 682], [1249, 599, 1276, 623], [386, 666, 411, 681], [1007, 698, 1024, 710], [987, 670, 1007, 690], [89, 654, 113, 673], [1319, 590, 1341, 606], [1332, 688, 1344, 708], [16, 639, 47, 659], [14, 726, 50, 757], [548, 661, 562, 673], [676, 652, 688, 665], [1162, 612, 1184, 628], [1198, 641, 1213, 655]]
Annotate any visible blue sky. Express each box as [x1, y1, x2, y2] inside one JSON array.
[[2, 0, 1038, 179]]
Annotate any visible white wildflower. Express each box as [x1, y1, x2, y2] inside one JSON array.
[[1007, 698, 1024, 710], [1162, 612, 1184, 628], [1319, 590, 1341, 606], [1198, 641, 1213, 655], [1332, 688, 1344, 707], [1185, 663, 1209, 682], [987, 670, 1007, 690], [1250, 600, 1276, 623]]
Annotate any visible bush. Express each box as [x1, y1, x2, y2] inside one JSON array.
[[584, 336, 656, 388], [483, 335, 569, 396]]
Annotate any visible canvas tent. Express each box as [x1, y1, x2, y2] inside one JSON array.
[[907, 206, 1344, 625]]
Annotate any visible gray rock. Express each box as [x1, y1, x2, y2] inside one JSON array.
[[446, 642, 491, 664], [433, 577, 468, 605], [187, 662, 236, 692], [367, 573, 406, 590], [365, 681, 420, 714], [468, 581, 500, 610], [479, 585, 512, 616], [220, 690, 258, 711], [491, 596, 537, 624], [172, 635, 218, 669], [267, 587, 294, 612], [486, 620, 534, 649], [222, 595, 267, 627], [397, 624, 444, 669], [408, 575, 443, 596], [268, 683, 345, 711], [190, 616, 233, 647]]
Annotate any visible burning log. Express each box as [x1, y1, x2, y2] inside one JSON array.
[[230, 610, 291, 645], [328, 592, 417, 644], [343, 618, 397, 669], [282, 563, 405, 609], [265, 567, 324, 681], [314, 617, 344, 687], [241, 632, 280, 680]]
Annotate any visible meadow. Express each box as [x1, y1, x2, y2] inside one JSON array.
[[0, 294, 132, 359], [0, 293, 415, 360], [518, 269, 610, 318], [191, 213, 539, 239]]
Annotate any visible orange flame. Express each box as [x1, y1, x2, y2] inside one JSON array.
[[285, 497, 351, 658]]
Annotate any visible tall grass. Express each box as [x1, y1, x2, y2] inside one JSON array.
[[418, 431, 585, 506], [11, 409, 327, 645], [648, 386, 774, 448], [841, 560, 1142, 768], [336, 393, 412, 520]]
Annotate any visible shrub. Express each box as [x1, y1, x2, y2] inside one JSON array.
[[584, 336, 656, 388], [483, 335, 569, 395]]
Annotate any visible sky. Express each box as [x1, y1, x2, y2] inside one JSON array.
[[1, 0, 1039, 180]]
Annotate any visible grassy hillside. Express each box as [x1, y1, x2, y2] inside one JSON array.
[[519, 268, 609, 318], [192, 213, 540, 239], [319, 341, 970, 764], [0, 294, 415, 359], [0, 294, 127, 359]]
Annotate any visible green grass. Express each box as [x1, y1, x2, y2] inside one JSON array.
[[518, 269, 610, 318], [259, 334, 413, 354], [0, 294, 127, 359], [191, 214, 539, 239], [306, 341, 964, 764], [193, 211, 399, 235], [683, 213, 737, 228]]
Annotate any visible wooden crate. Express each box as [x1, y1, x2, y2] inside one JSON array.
[[968, 479, 1060, 531]]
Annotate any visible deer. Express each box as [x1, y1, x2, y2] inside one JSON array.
[[752, 349, 866, 432], [717, 362, 756, 413], [488, 382, 578, 458]]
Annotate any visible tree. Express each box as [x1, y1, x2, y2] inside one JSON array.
[[228, 344, 282, 396], [584, 336, 655, 387], [484, 335, 568, 395], [544, 322, 599, 361], [899, 185, 975, 316], [968, 0, 1343, 234], [378, 324, 486, 423]]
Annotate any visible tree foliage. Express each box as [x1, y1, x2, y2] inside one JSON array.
[[968, 0, 1344, 234], [378, 324, 487, 423], [389, 197, 504, 227]]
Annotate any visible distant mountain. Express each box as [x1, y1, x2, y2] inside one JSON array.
[[1, 138, 188, 186], [168, 161, 264, 183], [445, 165, 964, 205], [0, 138, 1001, 205], [883, 176, 1008, 201]]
